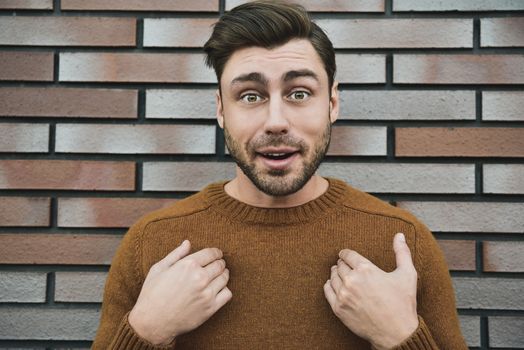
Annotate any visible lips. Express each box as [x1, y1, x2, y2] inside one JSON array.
[[255, 147, 300, 170]]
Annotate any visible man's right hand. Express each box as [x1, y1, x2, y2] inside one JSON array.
[[128, 240, 232, 345]]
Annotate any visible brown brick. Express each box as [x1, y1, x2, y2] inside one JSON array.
[[62, 0, 218, 11], [0, 197, 50, 227], [55, 124, 215, 154], [0, 51, 53, 81], [57, 198, 175, 228], [0, 87, 137, 118], [0, 17, 135, 46], [398, 201, 524, 233], [0, 123, 49, 153], [226, 0, 384, 12], [143, 162, 236, 191], [394, 0, 524, 11], [394, 54, 524, 84], [55, 272, 107, 302], [320, 163, 474, 194], [484, 241, 524, 272], [483, 91, 524, 121], [437, 240, 476, 271], [0, 160, 135, 191], [484, 164, 524, 194], [0, 0, 53, 9], [328, 126, 387, 155], [0, 234, 121, 265], [482, 17, 524, 47], [337, 54, 385, 83], [59, 53, 215, 83], [144, 18, 217, 48], [396, 127, 524, 157], [489, 316, 524, 348], [338, 90, 475, 120], [318, 19, 472, 48], [146, 89, 216, 119]]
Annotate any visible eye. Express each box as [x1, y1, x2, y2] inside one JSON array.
[[288, 90, 310, 101], [240, 93, 263, 103]]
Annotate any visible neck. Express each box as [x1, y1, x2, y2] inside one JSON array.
[[224, 168, 329, 208]]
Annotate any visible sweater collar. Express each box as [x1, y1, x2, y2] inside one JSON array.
[[204, 177, 347, 225]]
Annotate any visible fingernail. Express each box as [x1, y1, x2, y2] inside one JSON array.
[[398, 233, 405, 242]]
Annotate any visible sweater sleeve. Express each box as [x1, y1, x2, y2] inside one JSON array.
[[91, 222, 176, 349]]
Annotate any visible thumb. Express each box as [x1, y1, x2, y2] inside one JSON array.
[[393, 233, 414, 271], [161, 240, 191, 267]]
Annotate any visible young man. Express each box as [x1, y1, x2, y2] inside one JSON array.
[[92, 2, 468, 349]]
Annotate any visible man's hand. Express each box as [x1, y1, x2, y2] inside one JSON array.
[[323, 233, 419, 349], [128, 240, 232, 345]]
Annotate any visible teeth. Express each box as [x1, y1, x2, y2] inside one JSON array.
[[265, 153, 286, 157]]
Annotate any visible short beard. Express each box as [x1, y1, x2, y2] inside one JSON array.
[[224, 121, 331, 197]]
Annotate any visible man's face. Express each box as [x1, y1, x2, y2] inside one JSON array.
[[217, 39, 339, 196]]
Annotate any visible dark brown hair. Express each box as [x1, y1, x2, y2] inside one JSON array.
[[203, 0, 336, 89]]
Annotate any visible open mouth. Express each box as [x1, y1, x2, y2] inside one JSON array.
[[258, 152, 298, 160]]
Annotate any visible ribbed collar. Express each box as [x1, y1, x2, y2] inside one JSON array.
[[204, 178, 347, 225]]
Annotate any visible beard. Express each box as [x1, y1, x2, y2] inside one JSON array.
[[223, 119, 331, 197]]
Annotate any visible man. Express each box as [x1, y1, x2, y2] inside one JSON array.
[[92, 1, 467, 349]]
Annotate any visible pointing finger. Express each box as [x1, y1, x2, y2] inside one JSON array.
[[183, 247, 223, 267], [393, 233, 415, 271], [159, 240, 191, 268], [339, 249, 372, 269]]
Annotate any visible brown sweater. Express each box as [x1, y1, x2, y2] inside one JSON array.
[[92, 178, 467, 349]]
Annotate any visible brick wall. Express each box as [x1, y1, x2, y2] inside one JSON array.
[[0, 0, 523, 348]]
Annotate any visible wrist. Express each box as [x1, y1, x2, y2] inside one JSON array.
[[371, 316, 419, 350], [128, 307, 175, 345]]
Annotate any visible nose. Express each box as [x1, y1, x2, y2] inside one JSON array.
[[264, 97, 289, 135]]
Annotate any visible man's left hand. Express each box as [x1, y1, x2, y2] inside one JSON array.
[[323, 233, 419, 350]]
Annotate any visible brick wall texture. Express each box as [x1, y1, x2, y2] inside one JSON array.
[[0, 0, 523, 348]]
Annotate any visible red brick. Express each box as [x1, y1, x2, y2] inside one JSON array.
[[146, 89, 216, 119], [482, 17, 524, 47], [0, 234, 120, 265], [328, 126, 387, 156], [394, 54, 524, 84], [0, 197, 50, 227], [0, 0, 53, 9], [62, 0, 218, 11], [438, 240, 476, 271], [0, 87, 137, 119], [396, 127, 524, 157], [0, 123, 49, 153], [484, 241, 524, 272], [0, 51, 53, 81], [0, 160, 135, 191], [59, 53, 214, 83], [226, 0, 384, 12], [144, 18, 217, 48], [318, 19, 472, 48], [55, 124, 215, 154], [338, 90, 475, 120], [0, 17, 135, 46], [394, 0, 524, 11], [483, 91, 524, 121], [336, 54, 385, 83], [484, 164, 524, 194], [57, 198, 175, 228]]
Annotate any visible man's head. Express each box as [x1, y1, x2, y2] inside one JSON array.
[[204, 1, 339, 197]]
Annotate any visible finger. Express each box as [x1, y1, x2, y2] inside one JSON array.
[[214, 286, 233, 312], [159, 240, 191, 268], [339, 249, 372, 269], [323, 280, 337, 308], [203, 259, 226, 283], [336, 259, 352, 279], [184, 247, 223, 267], [208, 268, 229, 295], [393, 233, 415, 271], [330, 265, 343, 293]]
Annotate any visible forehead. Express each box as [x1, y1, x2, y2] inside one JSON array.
[[221, 39, 327, 86]]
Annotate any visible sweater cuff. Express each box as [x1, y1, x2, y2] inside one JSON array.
[[391, 316, 438, 350], [109, 312, 176, 350]]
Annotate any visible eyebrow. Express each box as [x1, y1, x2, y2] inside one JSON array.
[[230, 72, 268, 87], [230, 69, 319, 88], [282, 69, 319, 83]]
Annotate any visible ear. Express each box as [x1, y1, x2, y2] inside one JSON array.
[[216, 89, 224, 129], [329, 81, 339, 124]]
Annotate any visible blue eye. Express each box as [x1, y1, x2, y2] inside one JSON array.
[[289, 91, 310, 100], [241, 94, 262, 103]]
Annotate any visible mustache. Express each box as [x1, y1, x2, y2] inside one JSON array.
[[247, 135, 308, 152]]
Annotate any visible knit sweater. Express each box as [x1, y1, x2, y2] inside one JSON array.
[[92, 178, 467, 349]]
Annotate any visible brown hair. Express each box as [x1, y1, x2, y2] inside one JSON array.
[[203, 0, 336, 89]]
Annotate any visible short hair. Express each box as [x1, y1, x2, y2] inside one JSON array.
[[203, 0, 336, 90]]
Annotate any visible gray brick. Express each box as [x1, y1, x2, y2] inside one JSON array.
[[336, 54, 385, 83], [489, 316, 524, 347], [394, 0, 524, 11], [146, 89, 216, 119], [0, 308, 100, 340], [484, 164, 524, 194], [0, 272, 47, 303], [453, 277, 524, 310], [483, 91, 524, 121], [459, 315, 480, 347], [0, 123, 49, 153], [338, 90, 475, 120], [55, 272, 107, 303], [143, 18, 216, 47]]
